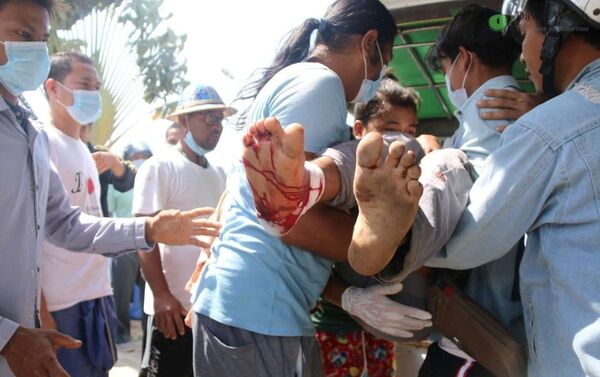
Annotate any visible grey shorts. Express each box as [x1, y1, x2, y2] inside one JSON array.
[[395, 148, 474, 281], [192, 312, 322, 377]]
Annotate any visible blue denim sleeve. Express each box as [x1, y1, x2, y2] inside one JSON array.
[[44, 162, 152, 255], [427, 122, 558, 269]]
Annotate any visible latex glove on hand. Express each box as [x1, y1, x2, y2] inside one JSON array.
[[341, 282, 432, 338]]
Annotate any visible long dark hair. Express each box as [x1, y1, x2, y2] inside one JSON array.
[[235, 0, 396, 125]]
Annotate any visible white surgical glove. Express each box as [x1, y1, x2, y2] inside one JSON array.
[[341, 282, 433, 338]]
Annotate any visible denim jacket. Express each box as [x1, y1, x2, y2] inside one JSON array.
[[428, 59, 600, 376], [449, 75, 520, 175]]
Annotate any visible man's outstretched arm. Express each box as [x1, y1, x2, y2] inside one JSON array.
[[428, 124, 555, 269], [44, 163, 220, 255]]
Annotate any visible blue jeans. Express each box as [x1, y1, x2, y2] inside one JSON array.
[[52, 296, 118, 377]]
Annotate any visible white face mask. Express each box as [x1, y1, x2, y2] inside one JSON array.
[[57, 81, 102, 125], [444, 51, 472, 109], [352, 41, 387, 103]]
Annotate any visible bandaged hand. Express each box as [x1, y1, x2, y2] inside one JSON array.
[[341, 282, 433, 338]]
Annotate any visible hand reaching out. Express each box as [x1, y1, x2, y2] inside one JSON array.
[[341, 282, 432, 338], [145, 207, 221, 247], [91, 151, 123, 175]]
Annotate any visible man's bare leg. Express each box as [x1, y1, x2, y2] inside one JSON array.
[[242, 117, 328, 236], [349, 132, 423, 276]]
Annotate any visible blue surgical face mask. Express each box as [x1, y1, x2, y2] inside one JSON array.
[[57, 81, 102, 125], [352, 41, 386, 103], [0, 40, 51, 96], [184, 131, 212, 157], [444, 51, 472, 109]]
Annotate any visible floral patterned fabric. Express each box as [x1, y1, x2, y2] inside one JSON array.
[[316, 330, 395, 377]]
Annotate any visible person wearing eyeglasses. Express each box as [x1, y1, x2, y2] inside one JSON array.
[[133, 84, 233, 377]]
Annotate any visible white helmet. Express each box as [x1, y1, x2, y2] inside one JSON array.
[[502, 0, 600, 30], [502, 0, 600, 96]]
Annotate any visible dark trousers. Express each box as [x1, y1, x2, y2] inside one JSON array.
[[418, 342, 494, 377], [139, 315, 194, 377], [111, 252, 140, 343]]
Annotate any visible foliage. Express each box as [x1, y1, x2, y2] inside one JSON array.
[[52, 0, 123, 30], [51, 0, 187, 105], [118, 0, 188, 104]]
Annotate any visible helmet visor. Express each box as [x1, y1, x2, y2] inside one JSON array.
[[502, 0, 528, 18], [500, 0, 528, 34]]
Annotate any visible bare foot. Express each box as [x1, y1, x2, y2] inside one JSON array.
[[349, 132, 423, 276], [242, 117, 324, 235]]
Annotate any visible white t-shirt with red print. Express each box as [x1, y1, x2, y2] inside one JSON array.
[[41, 126, 112, 312], [132, 148, 226, 314]]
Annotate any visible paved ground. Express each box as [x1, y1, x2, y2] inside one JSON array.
[[109, 320, 143, 377]]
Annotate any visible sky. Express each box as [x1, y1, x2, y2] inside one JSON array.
[[161, 0, 335, 104], [23, 0, 336, 164], [141, 0, 336, 164]]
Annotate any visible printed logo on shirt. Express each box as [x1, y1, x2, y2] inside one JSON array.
[[71, 171, 84, 193], [87, 178, 95, 194]]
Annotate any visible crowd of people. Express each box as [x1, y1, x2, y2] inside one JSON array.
[[1, 0, 600, 376]]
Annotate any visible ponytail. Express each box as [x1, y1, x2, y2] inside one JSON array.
[[235, 18, 320, 125], [235, 0, 396, 126]]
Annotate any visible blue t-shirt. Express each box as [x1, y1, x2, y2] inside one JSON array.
[[191, 62, 350, 336]]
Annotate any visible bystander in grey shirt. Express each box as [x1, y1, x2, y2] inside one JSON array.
[[0, 96, 151, 376]]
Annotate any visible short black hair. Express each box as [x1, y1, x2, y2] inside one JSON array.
[[165, 123, 184, 138], [0, 0, 54, 12], [354, 74, 421, 123], [48, 52, 95, 83], [524, 0, 600, 49], [426, 4, 521, 71]]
